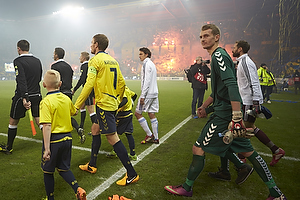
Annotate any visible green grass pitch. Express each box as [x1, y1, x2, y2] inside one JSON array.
[[0, 80, 299, 199]]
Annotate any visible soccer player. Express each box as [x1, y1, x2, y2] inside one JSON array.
[[51, 47, 86, 144], [232, 41, 284, 166], [208, 40, 286, 182], [74, 34, 139, 185], [107, 86, 138, 161], [134, 47, 159, 144], [164, 24, 286, 200], [40, 70, 86, 200], [0, 40, 42, 154], [72, 52, 97, 129]]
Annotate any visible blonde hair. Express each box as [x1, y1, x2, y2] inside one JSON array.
[[81, 51, 90, 61], [44, 70, 61, 89]]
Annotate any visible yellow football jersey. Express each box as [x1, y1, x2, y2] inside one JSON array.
[[75, 52, 125, 111], [40, 91, 75, 133]]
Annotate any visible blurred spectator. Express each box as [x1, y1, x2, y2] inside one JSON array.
[[294, 69, 300, 94]]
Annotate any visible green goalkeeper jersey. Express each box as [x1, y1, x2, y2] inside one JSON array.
[[210, 47, 241, 118]]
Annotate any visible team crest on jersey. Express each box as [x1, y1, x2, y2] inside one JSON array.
[[215, 51, 226, 71], [203, 123, 217, 146]]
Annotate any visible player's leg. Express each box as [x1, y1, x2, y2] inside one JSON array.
[[135, 101, 153, 143], [80, 106, 86, 128], [148, 98, 159, 143], [107, 133, 139, 185], [191, 88, 199, 118], [79, 123, 100, 173], [149, 113, 159, 143], [242, 151, 286, 199], [244, 108, 285, 166], [43, 173, 55, 200], [58, 139, 86, 199], [164, 145, 204, 197], [86, 105, 97, 124], [4, 96, 25, 154], [197, 88, 205, 110]]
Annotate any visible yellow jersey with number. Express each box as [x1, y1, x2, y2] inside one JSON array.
[[75, 52, 125, 111]]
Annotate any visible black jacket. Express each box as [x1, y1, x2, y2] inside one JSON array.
[[189, 63, 210, 89], [51, 60, 73, 92]]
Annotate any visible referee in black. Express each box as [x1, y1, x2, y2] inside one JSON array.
[[1, 40, 42, 154], [51, 47, 86, 144], [72, 52, 96, 129]]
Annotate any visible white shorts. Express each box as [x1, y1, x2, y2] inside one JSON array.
[[135, 97, 159, 114]]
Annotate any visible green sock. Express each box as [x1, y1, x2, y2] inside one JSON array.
[[248, 151, 282, 198], [225, 150, 244, 169], [182, 154, 205, 191], [220, 156, 230, 172]]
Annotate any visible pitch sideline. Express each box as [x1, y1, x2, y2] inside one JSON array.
[[1, 116, 299, 199]]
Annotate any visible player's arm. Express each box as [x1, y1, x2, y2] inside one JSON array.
[[14, 61, 28, 98], [73, 66, 87, 93], [74, 65, 96, 109], [42, 123, 52, 161], [118, 97, 128, 109], [198, 96, 213, 118], [140, 64, 152, 98]]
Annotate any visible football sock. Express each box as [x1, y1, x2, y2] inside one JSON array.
[[248, 151, 282, 198], [71, 117, 80, 131], [125, 133, 135, 155], [182, 154, 205, 192], [90, 113, 97, 124], [80, 109, 86, 128], [150, 118, 159, 140], [90, 134, 101, 167], [59, 170, 79, 193], [44, 173, 55, 200], [7, 125, 17, 150], [254, 128, 278, 154], [225, 150, 244, 169], [113, 140, 136, 178], [138, 117, 153, 137], [219, 156, 230, 172]]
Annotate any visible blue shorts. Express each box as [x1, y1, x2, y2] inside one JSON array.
[[116, 111, 133, 135], [41, 133, 72, 173], [95, 106, 117, 135]]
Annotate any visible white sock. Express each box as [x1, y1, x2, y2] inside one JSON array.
[[151, 118, 158, 140], [138, 117, 152, 136]]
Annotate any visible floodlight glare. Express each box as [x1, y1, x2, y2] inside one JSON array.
[[52, 6, 84, 18]]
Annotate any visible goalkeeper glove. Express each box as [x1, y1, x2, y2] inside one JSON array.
[[228, 111, 247, 138]]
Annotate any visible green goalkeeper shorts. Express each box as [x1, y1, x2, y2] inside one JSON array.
[[194, 113, 253, 157]]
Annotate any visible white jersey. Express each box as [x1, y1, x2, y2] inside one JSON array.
[[236, 54, 263, 105], [140, 57, 158, 99]]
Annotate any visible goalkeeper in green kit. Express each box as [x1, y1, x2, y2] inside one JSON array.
[[164, 24, 286, 200]]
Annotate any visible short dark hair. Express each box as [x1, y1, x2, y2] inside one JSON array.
[[55, 47, 65, 59], [139, 47, 151, 58], [236, 40, 250, 53], [17, 40, 30, 51], [201, 24, 220, 36], [261, 63, 267, 67], [93, 34, 109, 51]]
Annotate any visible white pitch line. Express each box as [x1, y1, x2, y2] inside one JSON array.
[[0, 132, 109, 154], [1, 118, 300, 200], [87, 115, 192, 200]]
